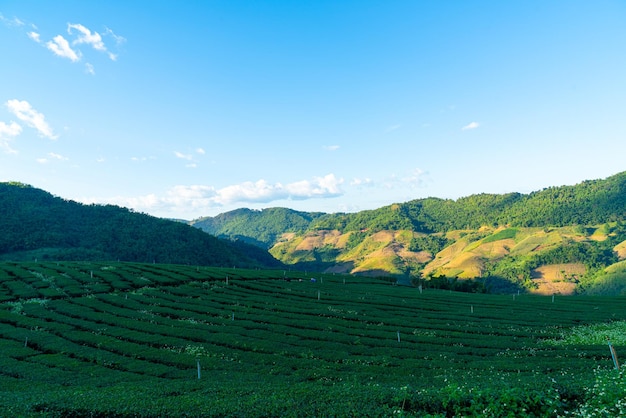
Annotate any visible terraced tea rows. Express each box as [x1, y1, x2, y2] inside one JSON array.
[[0, 261, 624, 416]]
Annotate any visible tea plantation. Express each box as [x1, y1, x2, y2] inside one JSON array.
[[0, 261, 624, 416]]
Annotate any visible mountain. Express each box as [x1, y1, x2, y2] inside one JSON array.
[[191, 207, 326, 249], [0, 182, 282, 268], [191, 172, 626, 294]]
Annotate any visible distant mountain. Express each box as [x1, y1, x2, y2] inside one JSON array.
[[190, 172, 626, 294], [0, 182, 282, 268], [191, 207, 327, 249]]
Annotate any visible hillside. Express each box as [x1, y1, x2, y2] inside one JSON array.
[[0, 261, 624, 416], [0, 182, 282, 269], [190, 207, 326, 249], [191, 172, 626, 294]]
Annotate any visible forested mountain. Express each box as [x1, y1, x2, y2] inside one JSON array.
[[193, 172, 626, 244], [191, 207, 326, 249], [0, 182, 282, 268], [190, 172, 626, 294]]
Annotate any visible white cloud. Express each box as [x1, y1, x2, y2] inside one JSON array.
[[174, 151, 193, 161], [27, 31, 41, 43], [323, 145, 340, 151], [6, 100, 57, 139], [46, 35, 80, 62], [81, 174, 344, 217], [0, 121, 22, 154], [68, 23, 116, 61], [402, 168, 429, 188], [0, 14, 24, 27], [196, 148, 206, 154], [36, 152, 67, 164], [104, 26, 126, 46], [462, 121, 480, 130], [350, 177, 373, 187]]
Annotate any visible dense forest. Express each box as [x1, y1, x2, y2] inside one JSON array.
[[194, 172, 626, 245], [191, 207, 326, 249], [0, 182, 282, 268]]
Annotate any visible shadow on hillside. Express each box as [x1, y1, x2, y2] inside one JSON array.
[[290, 260, 355, 275], [484, 276, 527, 294]]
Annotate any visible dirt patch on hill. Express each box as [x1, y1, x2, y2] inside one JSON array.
[[614, 240, 626, 260], [530, 263, 586, 295], [295, 230, 342, 251], [472, 239, 515, 258]]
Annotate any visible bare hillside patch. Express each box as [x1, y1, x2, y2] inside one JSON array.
[[472, 239, 515, 258], [614, 240, 626, 260], [295, 230, 342, 251], [530, 263, 586, 295]]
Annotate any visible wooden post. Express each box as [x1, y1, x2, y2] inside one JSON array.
[[608, 338, 620, 370], [24, 336, 28, 347], [317, 290, 321, 300], [552, 294, 555, 303], [197, 359, 201, 379], [231, 312, 234, 321], [397, 331, 401, 343], [471, 305, 474, 314]]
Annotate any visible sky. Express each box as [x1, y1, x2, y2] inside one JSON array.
[[1, 1, 625, 220]]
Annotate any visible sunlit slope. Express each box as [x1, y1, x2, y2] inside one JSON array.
[[271, 224, 626, 294]]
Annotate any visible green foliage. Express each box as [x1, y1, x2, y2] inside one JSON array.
[[408, 234, 450, 254], [481, 227, 518, 244], [191, 207, 325, 248], [0, 183, 281, 268], [0, 261, 625, 416], [421, 275, 486, 293]]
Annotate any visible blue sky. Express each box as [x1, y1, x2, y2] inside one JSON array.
[[1, 1, 625, 220]]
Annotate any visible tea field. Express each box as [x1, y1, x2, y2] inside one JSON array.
[[0, 261, 624, 416]]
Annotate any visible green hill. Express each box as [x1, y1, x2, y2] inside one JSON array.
[[191, 207, 326, 249], [190, 172, 626, 294], [0, 182, 282, 269]]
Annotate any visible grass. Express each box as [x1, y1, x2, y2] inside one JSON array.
[[0, 261, 624, 416]]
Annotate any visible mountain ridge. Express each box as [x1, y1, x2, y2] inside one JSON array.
[[190, 172, 626, 294], [0, 182, 282, 268]]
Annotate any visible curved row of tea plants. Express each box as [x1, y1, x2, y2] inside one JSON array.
[[0, 261, 624, 416]]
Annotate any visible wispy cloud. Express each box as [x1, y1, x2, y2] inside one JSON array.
[[104, 27, 126, 45], [323, 145, 340, 151], [0, 13, 25, 27], [68, 23, 117, 61], [0, 121, 22, 154], [16, 18, 124, 73], [27, 31, 40, 42], [46, 35, 80, 62], [36, 152, 68, 164], [401, 168, 429, 188], [5, 99, 57, 139], [462, 121, 480, 130], [175, 148, 206, 167], [350, 177, 373, 187], [174, 151, 193, 161]]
